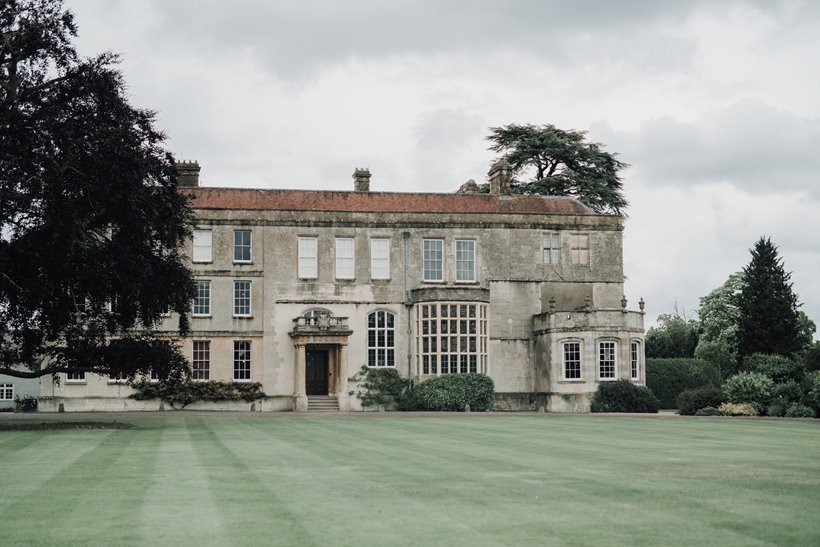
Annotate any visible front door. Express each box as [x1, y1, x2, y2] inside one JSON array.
[[306, 350, 329, 395]]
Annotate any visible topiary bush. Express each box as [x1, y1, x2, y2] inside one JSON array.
[[784, 403, 815, 418], [723, 371, 774, 412], [413, 374, 495, 412], [718, 402, 758, 416], [744, 353, 805, 383], [645, 358, 720, 408], [131, 379, 266, 409], [590, 380, 660, 413], [676, 386, 724, 416]]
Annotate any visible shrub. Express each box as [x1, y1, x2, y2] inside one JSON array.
[[590, 380, 660, 413], [349, 366, 416, 410], [770, 380, 803, 404], [801, 344, 820, 373], [15, 396, 38, 412], [676, 386, 724, 416], [645, 358, 720, 408], [766, 402, 789, 417], [744, 353, 805, 383], [694, 406, 721, 416], [413, 374, 495, 412], [723, 371, 774, 411], [804, 371, 820, 415], [718, 402, 758, 416], [784, 403, 815, 418], [131, 379, 266, 409]]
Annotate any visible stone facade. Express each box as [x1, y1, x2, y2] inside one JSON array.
[[44, 162, 644, 412]]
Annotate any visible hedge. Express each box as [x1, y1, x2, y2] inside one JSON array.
[[413, 373, 495, 411], [646, 358, 720, 408]]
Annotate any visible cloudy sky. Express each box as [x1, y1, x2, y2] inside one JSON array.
[[65, 0, 820, 333]]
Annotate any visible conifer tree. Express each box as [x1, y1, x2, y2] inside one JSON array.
[[737, 237, 802, 357]]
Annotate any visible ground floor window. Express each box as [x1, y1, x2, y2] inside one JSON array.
[[233, 340, 251, 381], [0, 384, 13, 400], [193, 340, 211, 380], [416, 302, 488, 375], [563, 341, 582, 380], [598, 341, 617, 379], [368, 311, 395, 367], [631, 340, 641, 380]]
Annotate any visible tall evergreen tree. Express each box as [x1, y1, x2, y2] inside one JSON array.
[[737, 237, 802, 357]]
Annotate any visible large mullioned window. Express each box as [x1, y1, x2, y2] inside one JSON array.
[[367, 311, 395, 367], [416, 303, 488, 376]]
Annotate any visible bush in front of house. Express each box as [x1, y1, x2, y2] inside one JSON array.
[[413, 373, 495, 412], [131, 379, 266, 409], [676, 386, 725, 416], [590, 379, 660, 413], [350, 366, 417, 410], [723, 371, 774, 412], [646, 358, 721, 408]]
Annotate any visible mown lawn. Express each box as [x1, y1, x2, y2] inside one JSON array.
[[1, 413, 818, 546]]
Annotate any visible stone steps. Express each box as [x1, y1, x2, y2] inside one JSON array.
[[307, 396, 339, 412]]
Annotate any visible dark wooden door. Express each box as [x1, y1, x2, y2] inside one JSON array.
[[306, 350, 329, 395]]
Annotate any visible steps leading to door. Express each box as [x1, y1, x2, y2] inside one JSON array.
[[307, 395, 339, 412]]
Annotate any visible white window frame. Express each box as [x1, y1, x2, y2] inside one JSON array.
[[570, 233, 590, 265], [66, 371, 86, 383], [370, 238, 390, 280], [631, 340, 641, 381], [335, 237, 355, 280], [368, 310, 396, 367], [233, 340, 252, 381], [192, 340, 211, 381], [0, 384, 13, 401], [298, 237, 318, 279], [193, 229, 212, 263], [455, 239, 476, 283], [562, 340, 582, 381], [234, 230, 252, 263], [233, 280, 252, 317], [423, 239, 444, 282], [543, 233, 561, 264], [193, 280, 211, 316], [598, 340, 618, 380]]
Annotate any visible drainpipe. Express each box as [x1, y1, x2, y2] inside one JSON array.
[[403, 231, 412, 383]]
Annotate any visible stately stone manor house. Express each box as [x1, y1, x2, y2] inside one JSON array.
[[40, 160, 645, 412]]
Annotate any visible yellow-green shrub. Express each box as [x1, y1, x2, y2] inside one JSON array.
[[718, 402, 758, 416]]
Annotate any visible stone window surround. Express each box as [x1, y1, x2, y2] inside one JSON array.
[[416, 301, 488, 376], [597, 339, 618, 381]]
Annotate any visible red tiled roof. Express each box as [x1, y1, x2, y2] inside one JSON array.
[[186, 187, 595, 216]]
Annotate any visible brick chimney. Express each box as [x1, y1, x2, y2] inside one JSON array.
[[488, 158, 512, 196], [353, 168, 371, 191], [175, 160, 201, 187]]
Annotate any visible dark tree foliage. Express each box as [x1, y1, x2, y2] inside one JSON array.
[[645, 313, 699, 358], [0, 0, 194, 380], [737, 238, 802, 358], [487, 123, 628, 214]]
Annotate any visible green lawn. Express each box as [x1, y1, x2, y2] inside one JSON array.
[[1, 414, 818, 546]]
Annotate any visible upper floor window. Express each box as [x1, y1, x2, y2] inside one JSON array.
[[0, 384, 13, 400], [631, 340, 641, 381], [368, 311, 395, 367], [370, 238, 390, 280], [193, 280, 211, 316], [298, 237, 318, 279], [193, 230, 212, 263], [335, 238, 355, 279], [233, 340, 251, 381], [598, 340, 617, 380], [234, 230, 252, 263], [66, 371, 86, 383], [570, 233, 589, 265], [455, 240, 476, 282], [192, 340, 211, 381], [423, 239, 444, 282], [563, 341, 581, 380], [543, 233, 560, 264], [233, 280, 251, 317]]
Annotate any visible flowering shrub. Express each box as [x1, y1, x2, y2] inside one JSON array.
[[718, 402, 758, 416], [414, 374, 495, 412], [131, 379, 266, 409]]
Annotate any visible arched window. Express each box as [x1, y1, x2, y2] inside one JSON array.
[[368, 311, 395, 367]]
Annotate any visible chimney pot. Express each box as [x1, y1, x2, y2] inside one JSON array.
[[353, 167, 371, 192], [488, 158, 512, 195], [175, 160, 201, 187]]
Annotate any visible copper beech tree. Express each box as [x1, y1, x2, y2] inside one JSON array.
[[0, 0, 194, 380]]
